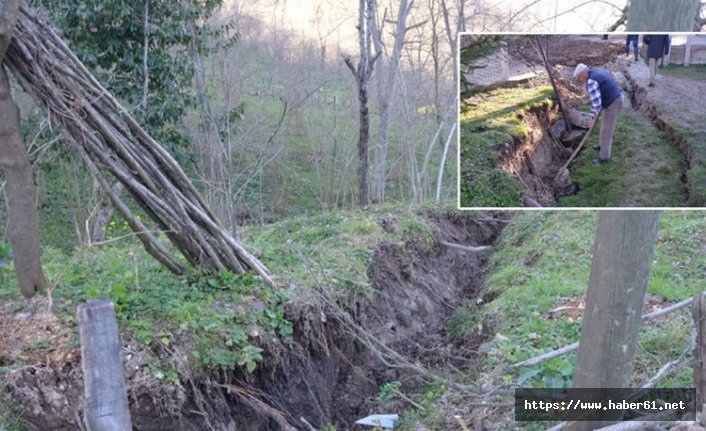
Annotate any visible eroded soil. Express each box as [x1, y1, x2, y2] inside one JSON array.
[[1, 212, 509, 430]]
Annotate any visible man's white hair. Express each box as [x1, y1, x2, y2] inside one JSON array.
[[573, 63, 589, 79]]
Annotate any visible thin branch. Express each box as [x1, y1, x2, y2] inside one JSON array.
[[440, 240, 492, 253]]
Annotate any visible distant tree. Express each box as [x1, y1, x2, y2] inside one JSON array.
[[370, 0, 415, 204], [345, 0, 381, 206], [1, 0, 48, 297]]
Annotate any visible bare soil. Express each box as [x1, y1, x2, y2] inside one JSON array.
[[507, 35, 625, 68], [1, 212, 509, 430], [497, 104, 574, 206]]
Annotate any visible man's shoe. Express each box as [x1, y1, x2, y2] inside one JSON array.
[[592, 158, 608, 165], [648, 82, 655, 87], [592, 145, 600, 152]]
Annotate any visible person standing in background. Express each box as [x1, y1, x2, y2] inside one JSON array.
[[643, 34, 670, 87], [625, 34, 639, 62]]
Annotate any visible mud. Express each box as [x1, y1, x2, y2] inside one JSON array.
[[2, 212, 509, 430]]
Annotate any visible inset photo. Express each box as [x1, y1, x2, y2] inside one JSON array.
[[458, 34, 706, 209]]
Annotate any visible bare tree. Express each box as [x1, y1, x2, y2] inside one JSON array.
[[370, 0, 416, 203], [0, 0, 47, 297], [565, 211, 661, 431], [345, 0, 380, 206]]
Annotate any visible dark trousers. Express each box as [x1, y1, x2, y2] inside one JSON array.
[[625, 35, 638, 58]]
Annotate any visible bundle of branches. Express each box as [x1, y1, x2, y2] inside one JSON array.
[[3, 6, 275, 286]]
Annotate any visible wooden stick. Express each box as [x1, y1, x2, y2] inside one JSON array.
[[553, 123, 595, 182]]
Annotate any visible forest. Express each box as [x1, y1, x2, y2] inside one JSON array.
[[1, 0, 706, 430]]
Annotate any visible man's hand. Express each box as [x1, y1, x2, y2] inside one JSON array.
[[589, 117, 596, 129]]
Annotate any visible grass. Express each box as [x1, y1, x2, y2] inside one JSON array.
[[558, 105, 686, 207], [659, 64, 706, 81], [0, 205, 447, 374], [476, 211, 705, 395], [651, 108, 706, 207], [404, 211, 706, 429], [459, 85, 554, 207], [0, 393, 32, 431]]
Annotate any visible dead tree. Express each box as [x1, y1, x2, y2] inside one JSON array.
[[344, 0, 380, 207], [0, 0, 47, 297], [565, 211, 661, 431], [3, 6, 274, 286]]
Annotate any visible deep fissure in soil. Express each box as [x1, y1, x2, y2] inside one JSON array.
[[3, 212, 509, 430]]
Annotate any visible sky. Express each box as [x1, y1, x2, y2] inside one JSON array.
[[221, 0, 630, 59]]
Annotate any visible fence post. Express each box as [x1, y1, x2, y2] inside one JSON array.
[[78, 296, 132, 430], [685, 36, 693, 66], [693, 292, 706, 422]]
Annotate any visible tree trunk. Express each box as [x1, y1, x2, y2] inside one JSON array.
[[1, 0, 47, 297], [371, 0, 412, 204], [356, 76, 371, 207], [627, 0, 700, 30], [565, 211, 661, 431], [345, 0, 379, 207], [0, 0, 18, 60], [0, 66, 48, 297]]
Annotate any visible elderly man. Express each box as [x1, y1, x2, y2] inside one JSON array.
[[573, 63, 623, 165]]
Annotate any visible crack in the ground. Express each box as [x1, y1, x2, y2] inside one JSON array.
[[623, 67, 693, 205]]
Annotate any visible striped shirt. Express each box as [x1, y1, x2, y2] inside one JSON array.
[[586, 79, 602, 118]]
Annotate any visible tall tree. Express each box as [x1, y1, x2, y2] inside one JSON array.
[[0, 0, 47, 297], [370, 0, 414, 203], [565, 211, 661, 431], [345, 0, 380, 206]]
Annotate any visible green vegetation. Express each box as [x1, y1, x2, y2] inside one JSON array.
[[31, 0, 233, 157], [0, 393, 30, 431], [640, 63, 706, 206], [649, 100, 706, 207], [559, 108, 687, 207], [0, 207, 444, 374], [402, 211, 706, 428], [659, 64, 706, 81], [459, 85, 554, 207], [478, 211, 704, 386]]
